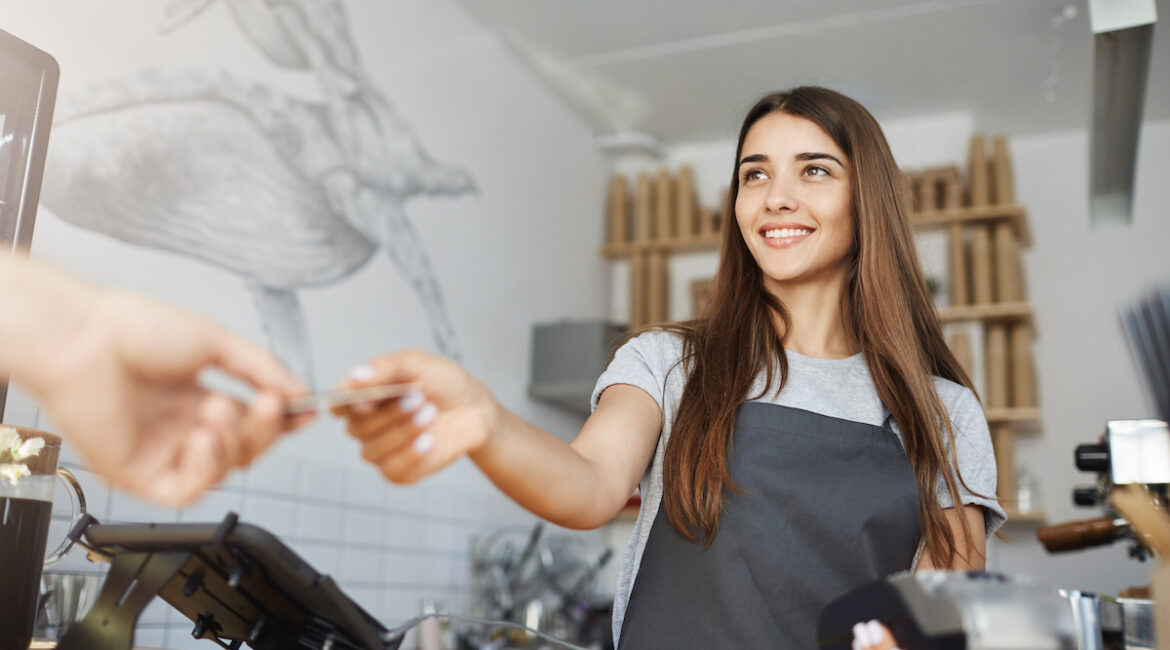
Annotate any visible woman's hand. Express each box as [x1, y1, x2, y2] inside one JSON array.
[[335, 349, 497, 484], [852, 620, 899, 650]]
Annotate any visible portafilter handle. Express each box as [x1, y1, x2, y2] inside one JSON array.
[[1037, 516, 1127, 553]]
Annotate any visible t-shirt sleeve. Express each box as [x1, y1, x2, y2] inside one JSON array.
[[936, 383, 1007, 537], [590, 331, 677, 414]]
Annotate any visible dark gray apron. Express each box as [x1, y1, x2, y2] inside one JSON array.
[[617, 402, 921, 649]]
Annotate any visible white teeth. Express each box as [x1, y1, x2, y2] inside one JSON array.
[[764, 228, 811, 239]]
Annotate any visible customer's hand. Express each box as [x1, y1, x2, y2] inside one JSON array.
[[24, 288, 313, 505], [334, 349, 496, 484]]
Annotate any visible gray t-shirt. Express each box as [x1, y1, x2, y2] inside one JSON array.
[[590, 330, 1006, 643]]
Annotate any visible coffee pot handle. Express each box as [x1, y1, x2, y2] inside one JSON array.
[[43, 467, 87, 567]]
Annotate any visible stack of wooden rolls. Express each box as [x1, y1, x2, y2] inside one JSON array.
[[906, 134, 1038, 512], [605, 165, 721, 328]]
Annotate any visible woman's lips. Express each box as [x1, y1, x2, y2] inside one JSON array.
[[759, 225, 813, 247]]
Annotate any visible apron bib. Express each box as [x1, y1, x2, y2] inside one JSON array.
[[618, 402, 921, 649]]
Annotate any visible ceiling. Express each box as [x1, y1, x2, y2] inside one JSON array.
[[453, 0, 1169, 146]]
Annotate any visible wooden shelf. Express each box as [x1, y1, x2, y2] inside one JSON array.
[[601, 235, 722, 258], [912, 204, 1032, 246], [1002, 507, 1046, 523], [985, 407, 1042, 430], [937, 302, 1032, 323]]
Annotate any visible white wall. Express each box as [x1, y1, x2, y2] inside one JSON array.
[[628, 111, 1170, 595], [3, 1, 611, 646]]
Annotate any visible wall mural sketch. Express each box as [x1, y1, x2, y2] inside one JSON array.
[[39, 0, 475, 383]]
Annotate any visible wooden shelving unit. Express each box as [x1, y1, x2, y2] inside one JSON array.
[[906, 134, 1044, 525]]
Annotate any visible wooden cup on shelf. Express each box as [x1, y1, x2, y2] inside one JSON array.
[[992, 422, 1016, 506], [992, 135, 1015, 206], [630, 252, 648, 328], [948, 331, 973, 378], [633, 173, 654, 243], [1011, 324, 1036, 408], [655, 169, 674, 242], [967, 135, 994, 305], [917, 169, 939, 212], [607, 173, 629, 246], [942, 166, 962, 210], [994, 222, 1022, 303], [676, 165, 697, 241], [943, 166, 968, 306], [969, 135, 991, 208], [971, 226, 993, 305], [985, 323, 1009, 409], [646, 251, 670, 323]]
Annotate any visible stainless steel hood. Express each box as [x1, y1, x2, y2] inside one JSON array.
[[1089, 0, 1158, 228]]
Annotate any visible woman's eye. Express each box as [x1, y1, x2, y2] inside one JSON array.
[[804, 165, 829, 177], [742, 169, 767, 183]]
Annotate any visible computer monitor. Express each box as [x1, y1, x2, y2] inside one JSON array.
[[0, 27, 59, 420]]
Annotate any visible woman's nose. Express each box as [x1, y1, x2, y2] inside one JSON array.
[[764, 176, 797, 212]]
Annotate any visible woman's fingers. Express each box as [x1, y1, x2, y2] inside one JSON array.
[[373, 429, 443, 483], [346, 391, 430, 439], [353, 396, 436, 461], [852, 620, 899, 650]]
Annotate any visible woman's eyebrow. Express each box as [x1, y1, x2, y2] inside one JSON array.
[[797, 152, 845, 167], [738, 153, 768, 167]]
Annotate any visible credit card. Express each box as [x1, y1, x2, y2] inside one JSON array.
[[285, 384, 419, 415]]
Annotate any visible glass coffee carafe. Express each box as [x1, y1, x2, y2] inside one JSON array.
[[0, 426, 86, 650]]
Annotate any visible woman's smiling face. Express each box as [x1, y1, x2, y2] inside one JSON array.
[[735, 112, 855, 298]]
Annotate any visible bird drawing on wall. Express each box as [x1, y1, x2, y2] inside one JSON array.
[[39, 0, 475, 383]]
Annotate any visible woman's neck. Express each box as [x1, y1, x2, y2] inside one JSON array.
[[768, 281, 857, 359]]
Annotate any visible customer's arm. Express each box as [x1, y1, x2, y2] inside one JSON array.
[[0, 253, 312, 504]]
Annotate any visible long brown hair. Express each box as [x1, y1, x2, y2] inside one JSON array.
[[659, 86, 983, 567]]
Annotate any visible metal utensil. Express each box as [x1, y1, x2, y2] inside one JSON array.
[[285, 384, 418, 415]]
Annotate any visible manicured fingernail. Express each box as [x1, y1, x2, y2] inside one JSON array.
[[399, 390, 425, 413], [866, 620, 883, 643], [347, 365, 375, 380], [412, 402, 437, 427], [852, 623, 867, 645], [413, 432, 435, 454]]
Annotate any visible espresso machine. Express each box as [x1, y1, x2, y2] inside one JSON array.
[[1039, 419, 1170, 560], [817, 420, 1170, 650]]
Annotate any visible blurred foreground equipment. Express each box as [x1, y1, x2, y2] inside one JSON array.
[[819, 571, 1155, 649], [1039, 420, 1170, 559]]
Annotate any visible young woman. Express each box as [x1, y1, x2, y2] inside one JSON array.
[[336, 86, 1004, 649]]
